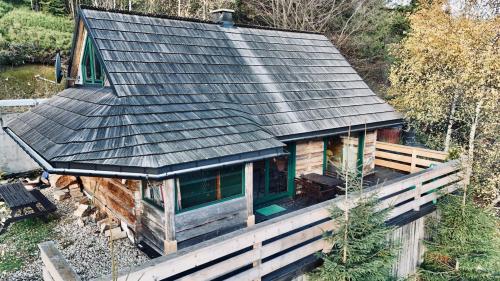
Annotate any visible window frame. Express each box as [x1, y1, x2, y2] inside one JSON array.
[[140, 165, 246, 213], [81, 38, 104, 85], [174, 165, 246, 214]]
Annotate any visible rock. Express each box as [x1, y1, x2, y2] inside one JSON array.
[[105, 227, 127, 241], [79, 197, 90, 205], [74, 204, 91, 218], [99, 220, 118, 234], [77, 218, 85, 227], [53, 190, 69, 201], [55, 175, 77, 189]]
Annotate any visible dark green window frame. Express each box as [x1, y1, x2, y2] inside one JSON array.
[[253, 143, 296, 206], [174, 165, 245, 213], [81, 38, 104, 85]]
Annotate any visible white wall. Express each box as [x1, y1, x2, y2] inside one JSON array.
[[0, 113, 40, 175]]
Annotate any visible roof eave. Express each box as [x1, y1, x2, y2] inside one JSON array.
[[277, 119, 405, 143], [5, 128, 285, 180]]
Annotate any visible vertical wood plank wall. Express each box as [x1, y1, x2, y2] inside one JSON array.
[[390, 212, 436, 278], [295, 138, 324, 176]]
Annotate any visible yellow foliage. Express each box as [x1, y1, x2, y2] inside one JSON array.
[[388, 1, 499, 203]]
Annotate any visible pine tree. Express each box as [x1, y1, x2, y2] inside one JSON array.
[[40, 0, 66, 16], [310, 171, 398, 281], [419, 194, 499, 281]]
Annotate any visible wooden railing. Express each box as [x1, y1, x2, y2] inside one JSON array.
[[92, 160, 462, 281], [374, 141, 448, 174]]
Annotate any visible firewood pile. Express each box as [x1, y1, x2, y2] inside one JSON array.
[[49, 175, 129, 241]]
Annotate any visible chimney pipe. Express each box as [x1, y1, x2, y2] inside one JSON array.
[[211, 9, 235, 27]]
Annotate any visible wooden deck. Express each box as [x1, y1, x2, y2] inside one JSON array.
[[255, 166, 405, 223], [90, 159, 462, 281]]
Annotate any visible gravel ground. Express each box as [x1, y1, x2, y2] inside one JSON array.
[[0, 185, 149, 281]]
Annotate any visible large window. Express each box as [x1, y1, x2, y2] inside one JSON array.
[[81, 39, 104, 85], [176, 165, 244, 212]]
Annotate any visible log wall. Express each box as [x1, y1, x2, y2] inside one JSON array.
[[80, 177, 140, 228], [295, 138, 324, 176]]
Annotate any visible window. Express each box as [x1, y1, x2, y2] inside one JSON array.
[[81, 39, 104, 85], [176, 165, 244, 212], [143, 180, 164, 208], [253, 155, 290, 204]]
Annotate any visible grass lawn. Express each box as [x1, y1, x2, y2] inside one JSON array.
[[0, 64, 64, 100], [0, 216, 56, 272]]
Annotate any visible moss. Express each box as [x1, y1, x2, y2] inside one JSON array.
[[0, 217, 56, 272], [0, 64, 64, 99]]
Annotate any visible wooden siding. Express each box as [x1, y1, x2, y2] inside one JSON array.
[[69, 19, 86, 85], [341, 130, 377, 175], [140, 201, 165, 253], [96, 160, 462, 281], [390, 212, 437, 278], [80, 177, 140, 227], [295, 139, 324, 176], [175, 197, 247, 243]]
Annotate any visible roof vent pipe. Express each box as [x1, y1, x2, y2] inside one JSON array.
[[211, 9, 235, 27]]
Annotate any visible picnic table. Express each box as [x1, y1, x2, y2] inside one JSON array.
[[0, 182, 56, 234], [297, 173, 345, 203]]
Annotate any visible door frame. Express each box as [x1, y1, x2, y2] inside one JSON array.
[[253, 143, 296, 206]]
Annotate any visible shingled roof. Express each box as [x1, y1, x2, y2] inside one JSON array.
[[5, 7, 402, 178]]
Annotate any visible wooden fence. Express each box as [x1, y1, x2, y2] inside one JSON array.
[[374, 141, 448, 174], [89, 159, 462, 281]]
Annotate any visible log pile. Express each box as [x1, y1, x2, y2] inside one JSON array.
[[51, 175, 85, 201]]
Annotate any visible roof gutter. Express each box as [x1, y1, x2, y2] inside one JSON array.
[[5, 128, 284, 180], [278, 119, 404, 143]]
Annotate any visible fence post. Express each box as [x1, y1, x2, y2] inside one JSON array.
[[410, 148, 417, 173], [413, 182, 422, 211], [253, 242, 262, 281]]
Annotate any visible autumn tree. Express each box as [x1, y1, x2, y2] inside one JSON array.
[[388, 1, 499, 205]]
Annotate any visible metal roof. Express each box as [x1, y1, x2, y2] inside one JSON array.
[[5, 7, 402, 178]]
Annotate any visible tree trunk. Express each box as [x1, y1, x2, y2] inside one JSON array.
[[444, 92, 458, 153], [463, 99, 483, 206]]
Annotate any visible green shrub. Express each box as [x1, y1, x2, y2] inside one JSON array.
[[0, 1, 14, 18], [0, 8, 72, 65], [419, 195, 500, 280]]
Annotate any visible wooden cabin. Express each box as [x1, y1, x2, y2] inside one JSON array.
[[4, 7, 413, 255]]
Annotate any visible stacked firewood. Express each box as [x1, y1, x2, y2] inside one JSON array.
[[51, 175, 84, 201]]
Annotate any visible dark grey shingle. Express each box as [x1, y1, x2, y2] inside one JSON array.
[[5, 8, 402, 175]]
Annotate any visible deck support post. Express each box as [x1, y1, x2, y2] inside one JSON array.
[[162, 178, 177, 255], [413, 182, 422, 211], [245, 162, 255, 227]]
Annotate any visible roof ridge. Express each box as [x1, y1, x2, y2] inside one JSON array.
[[78, 5, 322, 35]]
